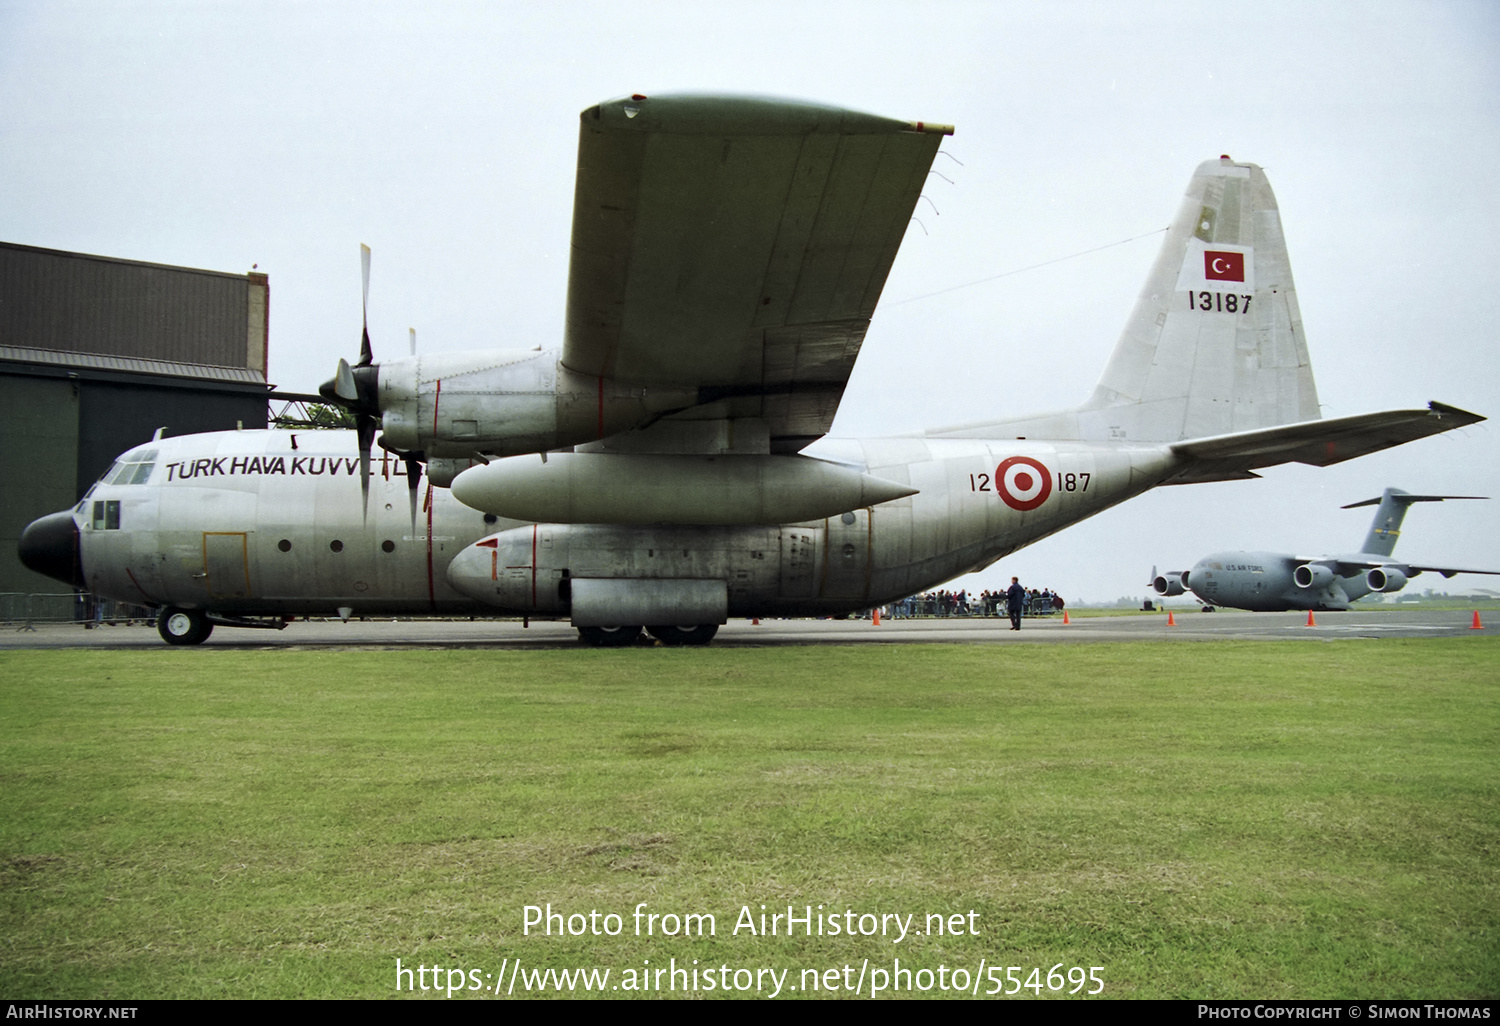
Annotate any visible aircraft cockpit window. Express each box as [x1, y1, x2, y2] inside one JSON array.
[[104, 449, 157, 486], [91, 500, 120, 531]]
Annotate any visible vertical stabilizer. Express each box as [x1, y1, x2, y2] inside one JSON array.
[[1085, 157, 1320, 441], [1342, 488, 1487, 557]]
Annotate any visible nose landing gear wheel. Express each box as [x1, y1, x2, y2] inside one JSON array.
[[576, 625, 643, 647], [645, 625, 719, 646], [157, 607, 213, 646]]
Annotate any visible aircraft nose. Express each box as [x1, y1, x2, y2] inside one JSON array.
[[18, 510, 85, 589]]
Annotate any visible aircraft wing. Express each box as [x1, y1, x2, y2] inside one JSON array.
[[562, 94, 952, 453], [1320, 559, 1500, 579], [1163, 402, 1484, 484]]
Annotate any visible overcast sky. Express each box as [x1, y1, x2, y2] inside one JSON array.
[[4, 0, 1497, 604]]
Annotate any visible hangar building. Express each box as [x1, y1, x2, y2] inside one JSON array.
[[1, 240, 272, 613]]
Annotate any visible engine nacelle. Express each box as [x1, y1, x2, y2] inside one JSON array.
[[1365, 566, 1408, 593], [1294, 563, 1335, 589], [1152, 570, 1188, 597], [375, 349, 698, 459]]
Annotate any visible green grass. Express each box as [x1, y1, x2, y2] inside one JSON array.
[[1, 640, 1496, 999]]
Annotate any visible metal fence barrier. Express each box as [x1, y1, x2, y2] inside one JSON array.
[[2, 593, 154, 629]]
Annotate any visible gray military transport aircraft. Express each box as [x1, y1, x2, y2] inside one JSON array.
[[1151, 488, 1497, 612], [17, 94, 1486, 645]]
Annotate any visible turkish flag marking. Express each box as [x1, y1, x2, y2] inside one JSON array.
[[1204, 250, 1245, 282]]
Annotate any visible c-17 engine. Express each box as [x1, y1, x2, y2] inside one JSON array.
[[1152, 570, 1189, 597], [1365, 566, 1408, 593], [1294, 563, 1336, 589]]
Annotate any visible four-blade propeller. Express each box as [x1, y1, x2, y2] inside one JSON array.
[[318, 245, 423, 526]]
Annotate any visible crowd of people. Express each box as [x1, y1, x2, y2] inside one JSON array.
[[887, 585, 1064, 619]]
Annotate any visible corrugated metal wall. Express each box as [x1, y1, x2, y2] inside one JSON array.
[[0, 242, 265, 372], [1, 240, 271, 600]]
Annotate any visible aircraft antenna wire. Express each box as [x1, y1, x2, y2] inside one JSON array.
[[889, 225, 1168, 307]]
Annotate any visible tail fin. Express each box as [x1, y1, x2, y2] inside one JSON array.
[[1084, 156, 1319, 441], [1342, 488, 1487, 557], [928, 157, 1322, 444]]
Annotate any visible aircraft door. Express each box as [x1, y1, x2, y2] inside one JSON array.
[[203, 532, 251, 599], [821, 509, 871, 603]]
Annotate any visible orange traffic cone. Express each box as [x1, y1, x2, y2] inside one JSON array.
[[1306, 610, 1317, 627], [1166, 611, 1176, 626], [1062, 610, 1071, 625], [1471, 610, 1484, 630], [872, 607, 881, 626]]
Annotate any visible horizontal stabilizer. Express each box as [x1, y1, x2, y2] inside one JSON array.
[[1341, 493, 1487, 509], [1166, 402, 1483, 483]]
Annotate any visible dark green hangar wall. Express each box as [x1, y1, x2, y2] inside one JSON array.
[[1, 241, 271, 600]]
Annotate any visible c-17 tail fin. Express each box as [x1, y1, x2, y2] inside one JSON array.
[[1342, 488, 1487, 558]]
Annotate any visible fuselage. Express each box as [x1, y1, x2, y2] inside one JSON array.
[[1185, 551, 1375, 611], [32, 428, 1183, 621]]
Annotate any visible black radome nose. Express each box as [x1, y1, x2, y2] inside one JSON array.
[[18, 510, 85, 589]]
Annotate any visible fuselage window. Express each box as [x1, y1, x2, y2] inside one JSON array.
[[278, 539, 292, 552], [381, 540, 395, 553], [330, 540, 344, 553]]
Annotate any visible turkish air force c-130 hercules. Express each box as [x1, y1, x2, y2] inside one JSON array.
[[1151, 488, 1498, 612], [18, 94, 1486, 646]]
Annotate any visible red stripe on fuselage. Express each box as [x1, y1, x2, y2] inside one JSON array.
[[425, 483, 436, 611]]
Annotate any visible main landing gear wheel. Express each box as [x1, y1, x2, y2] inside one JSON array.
[[646, 625, 719, 647], [157, 607, 213, 646], [576, 625, 643, 647]]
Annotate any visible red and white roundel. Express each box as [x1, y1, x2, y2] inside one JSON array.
[[996, 456, 1052, 511]]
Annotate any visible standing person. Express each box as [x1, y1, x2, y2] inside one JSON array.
[[1005, 576, 1026, 631]]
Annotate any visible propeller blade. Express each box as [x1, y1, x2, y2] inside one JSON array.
[[358, 244, 373, 367], [405, 454, 422, 528], [356, 414, 376, 518]]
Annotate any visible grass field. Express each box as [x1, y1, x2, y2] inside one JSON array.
[[1, 639, 1496, 999]]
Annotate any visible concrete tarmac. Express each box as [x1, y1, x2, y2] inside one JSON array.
[[3, 607, 1490, 649]]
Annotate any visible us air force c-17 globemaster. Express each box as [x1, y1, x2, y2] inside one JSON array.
[[1150, 488, 1498, 612], [17, 95, 1485, 645]]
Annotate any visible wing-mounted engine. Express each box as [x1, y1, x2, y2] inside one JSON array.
[[317, 249, 700, 502], [373, 349, 696, 459], [1365, 566, 1409, 593], [1294, 563, 1336, 589], [1152, 569, 1190, 597]]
